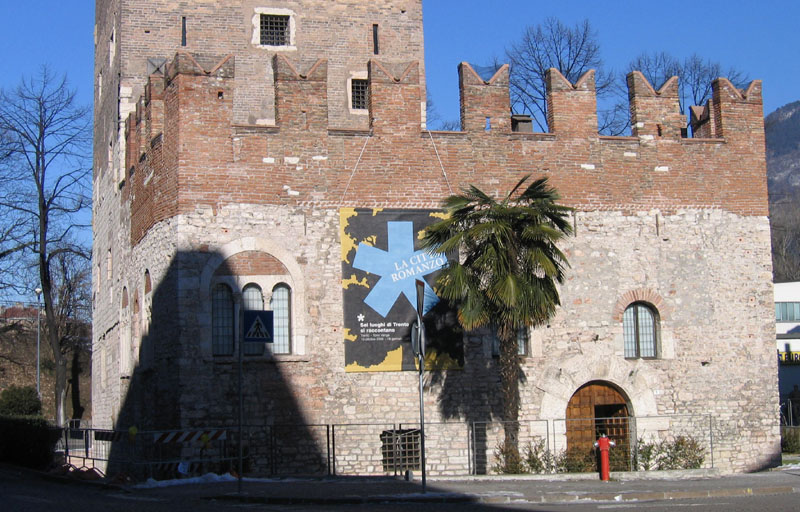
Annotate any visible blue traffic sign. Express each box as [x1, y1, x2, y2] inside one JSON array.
[[243, 310, 274, 343]]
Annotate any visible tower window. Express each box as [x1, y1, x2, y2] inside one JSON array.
[[351, 79, 369, 110], [260, 14, 290, 46]]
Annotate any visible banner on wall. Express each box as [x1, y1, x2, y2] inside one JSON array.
[[340, 208, 463, 372]]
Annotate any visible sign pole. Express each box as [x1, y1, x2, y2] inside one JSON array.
[[237, 299, 243, 495], [415, 280, 427, 493]]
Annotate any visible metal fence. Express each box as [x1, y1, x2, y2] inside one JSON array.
[[57, 426, 234, 479], [58, 414, 716, 479], [781, 399, 800, 426]]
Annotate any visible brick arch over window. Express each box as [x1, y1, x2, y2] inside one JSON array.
[[214, 251, 289, 277], [199, 236, 307, 358], [612, 288, 669, 322]]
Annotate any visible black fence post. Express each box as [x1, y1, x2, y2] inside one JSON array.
[[331, 425, 337, 476], [64, 427, 70, 464], [326, 424, 331, 476]]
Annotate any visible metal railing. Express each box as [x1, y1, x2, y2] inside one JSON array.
[[58, 426, 234, 479], [57, 414, 718, 479], [781, 399, 800, 426]]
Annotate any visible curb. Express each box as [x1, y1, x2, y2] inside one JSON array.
[[203, 485, 800, 505], [495, 486, 800, 505], [206, 493, 478, 505]]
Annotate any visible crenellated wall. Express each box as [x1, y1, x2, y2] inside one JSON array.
[[124, 53, 768, 247]]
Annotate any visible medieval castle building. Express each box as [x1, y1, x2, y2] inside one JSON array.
[[92, 0, 779, 474]]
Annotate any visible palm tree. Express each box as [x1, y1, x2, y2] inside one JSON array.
[[422, 175, 571, 468]]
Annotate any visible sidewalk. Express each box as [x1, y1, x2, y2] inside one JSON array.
[[132, 468, 800, 505]]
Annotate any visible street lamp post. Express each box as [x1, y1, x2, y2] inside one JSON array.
[[34, 287, 42, 398]]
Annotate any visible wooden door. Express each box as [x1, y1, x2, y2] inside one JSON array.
[[566, 382, 630, 454]]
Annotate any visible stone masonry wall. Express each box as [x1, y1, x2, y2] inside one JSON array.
[[103, 202, 776, 474]]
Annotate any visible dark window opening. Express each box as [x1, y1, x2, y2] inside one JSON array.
[[181, 17, 187, 46], [491, 326, 528, 357], [260, 14, 290, 46], [380, 428, 420, 471], [372, 24, 379, 54], [351, 79, 369, 110]]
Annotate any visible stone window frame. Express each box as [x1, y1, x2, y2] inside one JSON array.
[[348, 71, 369, 115], [120, 285, 132, 377], [211, 275, 297, 358], [622, 302, 659, 359], [140, 270, 153, 368], [107, 249, 113, 302], [350, 78, 369, 111], [613, 288, 674, 360], [200, 237, 308, 362], [251, 7, 297, 51]]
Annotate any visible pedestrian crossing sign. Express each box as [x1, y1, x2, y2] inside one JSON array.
[[243, 311, 274, 343]]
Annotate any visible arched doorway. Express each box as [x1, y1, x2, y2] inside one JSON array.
[[565, 381, 631, 463]]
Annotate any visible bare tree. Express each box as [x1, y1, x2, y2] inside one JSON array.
[[628, 52, 750, 118], [0, 67, 91, 426], [51, 251, 92, 421], [771, 199, 800, 282], [505, 18, 627, 135]]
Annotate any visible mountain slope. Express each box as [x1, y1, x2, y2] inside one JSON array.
[[765, 101, 800, 282]]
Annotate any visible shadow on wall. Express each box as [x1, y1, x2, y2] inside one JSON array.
[[427, 315, 508, 475], [102, 248, 514, 484], [105, 249, 325, 479]]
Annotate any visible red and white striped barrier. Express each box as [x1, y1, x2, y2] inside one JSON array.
[[94, 430, 125, 442], [152, 430, 227, 444]]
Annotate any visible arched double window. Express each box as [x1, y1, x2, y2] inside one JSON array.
[[623, 302, 658, 359], [211, 281, 293, 356]]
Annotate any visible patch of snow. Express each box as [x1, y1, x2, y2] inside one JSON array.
[[133, 473, 306, 489]]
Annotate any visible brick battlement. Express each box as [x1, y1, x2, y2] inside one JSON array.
[[124, 52, 767, 245]]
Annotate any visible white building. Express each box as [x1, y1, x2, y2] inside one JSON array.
[[776, 281, 800, 400]]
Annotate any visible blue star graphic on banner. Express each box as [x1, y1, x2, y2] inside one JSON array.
[[352, 221, 446, 317]]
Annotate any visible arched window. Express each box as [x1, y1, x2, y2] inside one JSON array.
[[270, 283, 291, 354], [242, 284, 264, 356], [243, 284, 263, 310], [212, 283, 234, 356], [623, 302, 658, 359]]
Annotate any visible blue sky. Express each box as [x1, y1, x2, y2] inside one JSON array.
[[423, 0, 800, 124], [1, 1, 796, 126], [0, 1, 794, 302]]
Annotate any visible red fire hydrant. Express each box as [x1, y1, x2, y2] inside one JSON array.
[[594, 434, 616, 481]]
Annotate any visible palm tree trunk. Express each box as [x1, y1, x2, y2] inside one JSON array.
[[498, 324, 521, 467]]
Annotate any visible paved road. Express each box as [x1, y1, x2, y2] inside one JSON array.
[[3, 464, 800, 511]]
